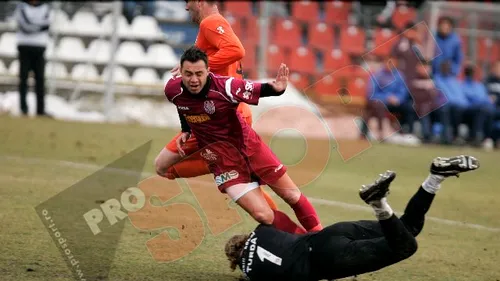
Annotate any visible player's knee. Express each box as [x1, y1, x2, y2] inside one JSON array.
[[280, 189, 301, 205], [250, 208, 274, 225]]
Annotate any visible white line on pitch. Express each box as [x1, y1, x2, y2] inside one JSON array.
[[1, 155, 499, 233]]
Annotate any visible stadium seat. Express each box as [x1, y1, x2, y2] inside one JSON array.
[[56, 37, 87, 62], [478, 37, 499, 62], [291, 1, 320, 23], [241, 43, 256, 75], [323, 49, 351, 72], [460, 34, 469, 57], [348, 67, 370, 98], [392, 6, 417, 31], [266, 44, 287, 73], [372, 28, 396, 57], [308, 22, 335, 52], [101, 13, 132, 37], [0, 59, 6, 75], [45, 62, 68, 79], [289, 46, 316, 74], [0, 32, 17, 57], [130, 16, 163, 40], [272, 19, 302, 49], [71, 64, 100, 82], [132, 68, 159, 85], [340, 26, 366, 56], [223, 1, 253, 18], [244, 16, 260, 42], [51, 10, 71, 34], [146, 44, 178, 68], [289, 72, 310, 91], [45, 40, 55, 60], [116, 41, 147, 66], [312, 73, 348, 97], [8, 60, 18, 76], [87, 39, 111, 64], [155, 1, 189, 22], [102, 65, 130, 84], [324, 1, 351, 25], [162, 71, 173, 83], [69, 11, 102, 36]]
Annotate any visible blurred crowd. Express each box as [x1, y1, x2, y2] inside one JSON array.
[[362, 16, 500, 149]]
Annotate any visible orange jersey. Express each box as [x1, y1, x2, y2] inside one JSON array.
[[195, 13, 245, 79]]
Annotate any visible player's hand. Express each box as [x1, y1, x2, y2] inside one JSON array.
[[170, 64, 181, 77], [269, 63, 289, 93], [176, 132, 191, 157]]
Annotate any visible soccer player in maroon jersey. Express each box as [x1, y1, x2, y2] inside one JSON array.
[[164, 46, 323, 234]]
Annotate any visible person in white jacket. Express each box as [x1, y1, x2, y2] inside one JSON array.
[[15, 0, 51, 117]]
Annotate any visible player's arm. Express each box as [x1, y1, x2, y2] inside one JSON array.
[[201, 18, 245, 72], [177, 110, 191, 133], [224, 64, 288, 106]]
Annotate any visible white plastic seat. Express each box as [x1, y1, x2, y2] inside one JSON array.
[[71, 63, 100, 81], [51, 10, 71, 34], [101, 13, 132, 38], [132, 68, 159, 85], [116, 41, 146, 66], [45, 40, 55, 60], [162, 71, 173, 83], [130, 16, 162, 40], [69, 11, 102, 36], [87, 39, 111, 64], [102, 65, 130, 84], [155, 1, 189, 21], [0, 32, 17, 57], [0, 59, 6, 74], [8, 60, 18, 76], [146, 43, 177, 68], [45, 62, 68, 79], [56, 37, 86, 62]]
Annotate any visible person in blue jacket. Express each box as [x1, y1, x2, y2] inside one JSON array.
[[461, 62, 495, 146], [433, 61, 468, 144], [432, 17, 463, 78], [360, 56, 413, 140]]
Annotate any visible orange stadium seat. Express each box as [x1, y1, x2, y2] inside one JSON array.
[[324, 1, 351, 26], [272, 19, 302, 49], [372, 28, 396, 57], [312, 72, 349, 97], [244, 16, 260, 42], [478, 37, 499, 62], [308, 22, 335, 52], [289, 46, 316, 74], [223, 1, 253, 19], [267, 44, 287, 73], [291, 1, 320, 23], [348, 67, 370, 98], [340, 26, 366, 56], [323, 49, 351, 73], [289, 72, 311, 91], [459, 34, 469, 57], [242, 43, 256, 75], [392, 6, 417, 31]]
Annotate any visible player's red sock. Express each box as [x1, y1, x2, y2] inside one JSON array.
[[165, 159, 210, 179], [291, 194, 323, 232], [272, 210, 306, 234]]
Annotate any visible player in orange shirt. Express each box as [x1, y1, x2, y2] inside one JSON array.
[[155, 0, 278, 211]]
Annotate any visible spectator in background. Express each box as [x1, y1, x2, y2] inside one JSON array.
[[391, 22, 423, 84], [354, 1, 396, 29], [432, 16, 463, 77], [461, 62, 495, 148], [15, 0, 51, 117], [360, 56, 413, 140], [485, 61, 500, 146], [433, 61, 468, 145]]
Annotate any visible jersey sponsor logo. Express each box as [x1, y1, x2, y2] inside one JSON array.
[[215, 170, 239, 186], [242, 81, 254, 100], [185, 114, 211, 123], [177, 105, 190, 110], [200, 149, 218, 161], [204, 100, 216, 114], [216, 25, 225, 34], [244, 233, 257, 274]]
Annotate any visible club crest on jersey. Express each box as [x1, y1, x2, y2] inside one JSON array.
[[216, 26, 225, 34], [204, 100, 216, 114]]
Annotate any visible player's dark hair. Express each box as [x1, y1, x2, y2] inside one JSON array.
[[180, 46, 208, 68], [225, 234, 250, 271], [438, 16, 455, 27]]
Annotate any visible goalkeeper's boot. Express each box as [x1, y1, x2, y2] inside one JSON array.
[[430, 155, 479, 177], [359, 170, 396, 204]]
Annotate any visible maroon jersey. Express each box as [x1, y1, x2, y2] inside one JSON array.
[[164, 73, 264, 156]]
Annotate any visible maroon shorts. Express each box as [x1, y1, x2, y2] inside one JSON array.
[[200, 141, 287, 192]]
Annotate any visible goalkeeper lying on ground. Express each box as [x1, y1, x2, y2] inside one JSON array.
[[224, 155, 479, 281]]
